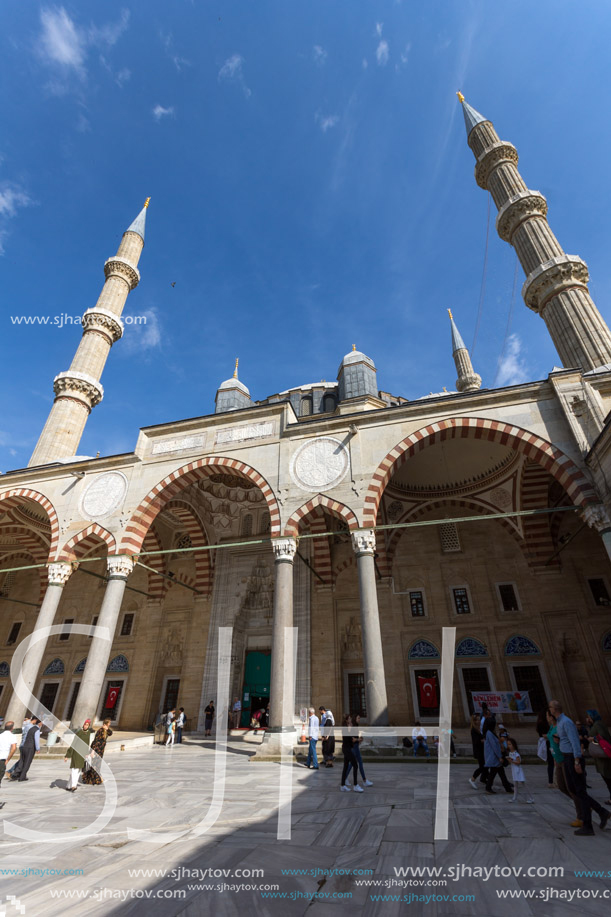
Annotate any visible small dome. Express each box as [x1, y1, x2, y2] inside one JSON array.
[[218, 377, 250, 395], [341, 348, 375, 368]]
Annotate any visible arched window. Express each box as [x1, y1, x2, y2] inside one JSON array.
[[259, 511, 271, 534], [456, 637, 488, 657], [323, 393, 337, 413], [504, 635, 541, 656], [300, 395, 313, 416], [107, 654, 129, 673], [0, 662, 9, 678], [74, 658, 87, 674], [43, 658, 65, 676], [408, 639, 440, 660], [242, 514, 253, 536]]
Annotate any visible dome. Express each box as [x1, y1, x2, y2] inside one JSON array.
[[341, 348, 375, 367], [218, 377, 250, 395]]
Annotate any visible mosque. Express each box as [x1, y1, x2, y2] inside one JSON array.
[[1, 98, 611, 741]]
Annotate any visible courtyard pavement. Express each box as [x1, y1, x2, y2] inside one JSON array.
[[0, 738, 609, 916]]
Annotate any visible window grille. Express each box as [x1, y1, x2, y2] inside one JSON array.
[[439, 522, 461, 552]]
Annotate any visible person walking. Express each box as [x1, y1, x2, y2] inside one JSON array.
[[204, 701, 215, 737], [507, 738, 533, 804], [7, 716, 33, 779], [165, 709, 176, 747], [483, 718, 513, 795], [305, 707, 320, 770], [412, 722, 430, 757], [81, 719, 113, 785], [585, 709, 611, 805], [12, 717, 40, 782], [546, 708, 582, 827], [469, 712, 486, 789], [64, 719, 95, 792], [340, 715, 362, 792], [0, 722, 17, 805], [175, 708, 185, 744], [231, 697, 241, 730], [320, 706, 335, 767], [548, 699, 610, 836], [352, 714, 373, 786]]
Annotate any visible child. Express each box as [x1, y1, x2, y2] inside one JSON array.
[[507, 738, 533, 804]]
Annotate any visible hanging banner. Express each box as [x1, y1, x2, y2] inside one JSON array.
[[105, 686, 120, 709], [471, 691, 532, 714], [418, 676, 438, 708]]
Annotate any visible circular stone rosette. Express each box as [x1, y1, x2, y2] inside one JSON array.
[[80, 471, 128, 521], [290, 437, 350, 492]]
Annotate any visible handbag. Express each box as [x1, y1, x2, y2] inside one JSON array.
[[536, 736, 548, 761]]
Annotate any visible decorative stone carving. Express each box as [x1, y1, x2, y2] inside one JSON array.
[[351, 529, 376, 556], [163, 625, 185, 665], [387, 500, 403, 521], [215, 421, 275, 445], [290, 436, 349, 492], [504, 634, 540, 656], [74, 658, 87, 673], [43, 657, 65, 675], [53, 371, 104, 408], [103, 257, 140, 290], [581, 503, 611, 534], [151, 434, 206, 455], [408, 639, 440, 660], [81, 471, 128, 520], [522, 254, 589, 313], [475, 141, 519, 189], [456, 637, 488, 657], [272, 537, 297, 562], [106, 653, 129, 672], [489, 486, 512, 508], [47, 562, 74, 586], [81, 307, 124, 343], [496, 190, 548, 242], [106, 555, 134, 579], [342, 616, 362, 660]]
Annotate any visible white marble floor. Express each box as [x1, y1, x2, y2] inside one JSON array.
[[0, 739, 610, 917]]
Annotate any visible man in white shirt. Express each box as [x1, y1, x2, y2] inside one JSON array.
[[232, 698, 242, 730], [306, 707, 320, 769], [0, 722, 17, 801], [412, 722, 430, 757]]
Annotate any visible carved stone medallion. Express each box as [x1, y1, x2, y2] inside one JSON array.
[[290, 437, 349, 492], [81, 471, 128, 520]]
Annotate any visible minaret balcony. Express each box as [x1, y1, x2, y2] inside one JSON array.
[[52, 371, 104, 409], [81, 307, 124, 343], [104, 257, 140, 290], [522, 254, 589, 313], [474, 141, 518, 189], [496, 190, 548, 242]]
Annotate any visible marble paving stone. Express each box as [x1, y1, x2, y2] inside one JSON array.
[[455, 805, 507, 841], [376, 841, 435, 858], [351, 824, 385, 847], [317, 813, 364, 847]]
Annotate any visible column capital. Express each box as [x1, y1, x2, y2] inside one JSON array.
[[271, 537, 297, 562], [47, 562, 76, 586], [351, 528, 376, 556], [106, 555, 135, 579], [581, 503, 611, 534]]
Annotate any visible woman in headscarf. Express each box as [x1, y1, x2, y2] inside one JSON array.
[[64, 718, 94, 793], [585, 709, 611, 804], [81, 718, 113, 785]]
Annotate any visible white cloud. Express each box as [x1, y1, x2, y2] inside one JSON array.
[[375, 22, 384, 37], [376, 40, 389, 66], [99, 55, 131, 87], [88, 9, 129, 47], [160, 30, 191, 72], [152, 104, 174, 121], [312, 45, 327, 65], [218, 54, 251, 98], [121, 309, 162, 354], [0, 183, 34, 254], [362, 58, 368, 69], [37, 7, 130, 85], [316, 113, 339, 133], [496, 334, 529, 387], [400, 42, 412, 65]]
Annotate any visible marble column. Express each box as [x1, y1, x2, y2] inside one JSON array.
[[71, 555, 134, 727], [268, 537, 297, 733], [5, 562, 75, 727], [352, 529, 390, 727]]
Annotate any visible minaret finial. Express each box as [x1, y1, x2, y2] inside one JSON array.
[[448, 308, 453, 320], [144, 197, 151, 208], [233, 358, 239, 378], [456, 91, 465, 103], [352, 344, 356, 352]]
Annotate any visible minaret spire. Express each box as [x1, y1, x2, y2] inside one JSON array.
[[458, 94, 611, 372], [29, 202, 150, 466], [448, 309, 482, 393]]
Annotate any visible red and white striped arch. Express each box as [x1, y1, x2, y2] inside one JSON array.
[[284, 494, 359, 536], [0, 550, 46, 602], [363, 417, 597, 527], [284, 495, 359, 587], [120, 457, 281, 555], [0, 489, 59, 557], [141, 526, 166, 600], [57, 524, 117, 563], [162, 500, 212, 596]]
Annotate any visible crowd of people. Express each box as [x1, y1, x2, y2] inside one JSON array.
[[160, 707, 186, 746], [469, 700, 611, 835], [304, 706, 374, 791]]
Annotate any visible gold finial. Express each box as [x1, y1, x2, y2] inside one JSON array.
[[143, 197, 151, 208], [448, 308, 453, 320], [456, 91, 465, 103], [352, 344, 356, 352], [233, 358, 239, 378], [443, 386, 447, 392]]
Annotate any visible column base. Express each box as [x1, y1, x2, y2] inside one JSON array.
[[251, 728, 296, 761]]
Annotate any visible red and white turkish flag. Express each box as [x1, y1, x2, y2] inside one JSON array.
[[418, 676, 438, 708], [105, 686, 119, 709]]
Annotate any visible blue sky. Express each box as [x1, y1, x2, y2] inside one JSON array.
[[2, 1, 611, 470]]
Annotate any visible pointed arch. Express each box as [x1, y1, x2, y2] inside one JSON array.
[[520, 460, 559, 571], [456, 637, 488, 657], [57, 524, 117, 563], [120, 457, 281, 554], [284, 495, 359, 586], [0, 488, 59, 556], [363, 417, 597, 528], [0, 551, 45, 602], [141, 525, 166, 600], [408, 639, 440, 660], [163, 499, 212, 595], [284, 494, 359, 536], [504, 635, 541, 656]]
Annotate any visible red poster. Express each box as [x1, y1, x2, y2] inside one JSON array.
[[418, 676, 438, 708], [105, 686, 120, 709]]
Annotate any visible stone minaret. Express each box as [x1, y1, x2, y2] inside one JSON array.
[[29, 200, 150, 466], [448, 309, 482, 392], [458, 93, 611, 372]]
